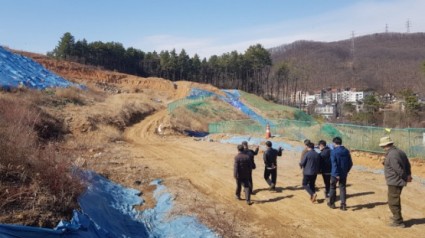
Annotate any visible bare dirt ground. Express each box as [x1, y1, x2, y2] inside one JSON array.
[[57, 81, 425, 237], [118, 107, 425, 238], [13, 52, 425, 237]]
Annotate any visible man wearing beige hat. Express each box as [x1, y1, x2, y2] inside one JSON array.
[[380, 136, 412, 228]]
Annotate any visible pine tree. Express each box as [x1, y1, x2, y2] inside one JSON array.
[[52, 32, 75, 60]]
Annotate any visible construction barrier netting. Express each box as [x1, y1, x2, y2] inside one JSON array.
[[209, 119, 425, 159]]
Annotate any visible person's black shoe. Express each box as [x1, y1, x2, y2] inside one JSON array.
[[327, 202, 336, 209], [247, 201, 253, 206], [340, 204, 347, 211], [310, 193, 317, 203], [389, 222, 405, 228], [235, 195, 241, 200]]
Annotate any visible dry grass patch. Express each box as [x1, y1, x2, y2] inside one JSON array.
[[0, 95, 84, 227]]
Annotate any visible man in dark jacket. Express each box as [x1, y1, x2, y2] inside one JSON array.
[[328, 137, 353, 211], [242, 141, 259, 195], [234, 144, 254, 205], [318, 140, 331, 201], [299, 139, 311, 163], [300, 142, 321, 202], [263, 141, 283, 190], [380, 136, 412, 228]]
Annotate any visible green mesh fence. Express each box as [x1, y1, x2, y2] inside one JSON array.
[[209, 119, 425, 159]]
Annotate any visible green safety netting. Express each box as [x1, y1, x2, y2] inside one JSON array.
[[168, 96, 212, 113], [209, 119, 425, 159]]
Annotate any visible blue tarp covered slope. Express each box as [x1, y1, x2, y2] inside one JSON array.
[[188, 88, 271, 126], [142, 180, 217, 238], [0, 172, 217, 238], [0, 46, 76, 89], [221, 90, 270, 126]]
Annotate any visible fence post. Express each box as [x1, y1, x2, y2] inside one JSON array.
[[408, 129, 411, 157]]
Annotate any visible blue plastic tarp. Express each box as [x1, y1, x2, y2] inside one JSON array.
[[0, 210, 110, 238], [78, 171, 149, 237], [221, 135, 304, 152], [142, 180, 217, 238], [0, 46, 80, 90], [0, 171, 217, 238], [184, 130, 209, 137], [221, 90, 270, 126], [187, 88, 271, 127]]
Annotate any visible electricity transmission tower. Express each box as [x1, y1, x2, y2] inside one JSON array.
[[350, 31, 355, 58], [406, 19, 411, 33]]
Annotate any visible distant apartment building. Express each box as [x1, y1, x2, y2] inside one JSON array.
[[289, 88, 370, 118], [314, 104, 337, 119], [342, 90, 364, 103], [292, 88, 367, 105], [305, 94, 316, 104]]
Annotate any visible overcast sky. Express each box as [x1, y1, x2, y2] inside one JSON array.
[[0, 0, 424, 57]]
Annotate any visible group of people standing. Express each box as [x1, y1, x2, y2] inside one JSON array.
[[299, 137, 352, 211], [233, 136, 413, 228], [233, 141, 282, 205]]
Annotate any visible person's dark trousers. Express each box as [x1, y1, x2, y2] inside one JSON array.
[[249, 176, 254, 194], [388, 185, 404, 224], [236, 178, 251, 202], [302, 174, 317, 196], [322, 174, 331, 197], [329, 176, 347, 205], [264, 169, 277, 187]]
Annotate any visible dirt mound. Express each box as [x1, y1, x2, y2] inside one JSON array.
[[15, 50, 184, 98], [352, 150, 425, 178]]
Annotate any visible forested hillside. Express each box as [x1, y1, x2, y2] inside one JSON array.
[[48, 32, 425, 105], [270, 33, 425, 94]]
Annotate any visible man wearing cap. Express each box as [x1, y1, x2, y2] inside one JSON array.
[[328, 137, 353, 211], [380, 136, 412, 228], [242, 141, 259, 195], [263, 141, 283, 190], [234, 144, 254, 205]]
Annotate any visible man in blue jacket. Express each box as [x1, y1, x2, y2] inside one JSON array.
[[328, 137, 353, 211]]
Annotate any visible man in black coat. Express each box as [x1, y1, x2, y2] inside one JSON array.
[[318, 140, 331, 201], [300, 142, 321, 203], [242, 141, 259, 195], [234, 144, 254, 205], [263, 141, 283, 191]]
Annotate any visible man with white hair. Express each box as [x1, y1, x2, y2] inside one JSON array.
[[380, 136, 412, 228]]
